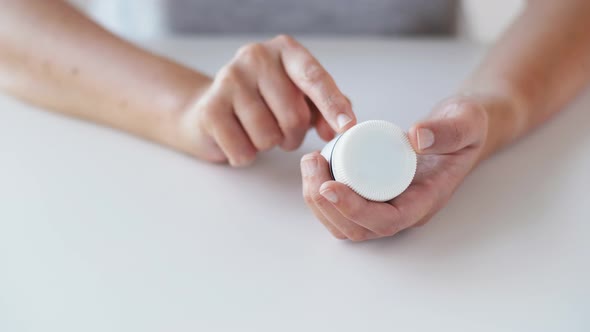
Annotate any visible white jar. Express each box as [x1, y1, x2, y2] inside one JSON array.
[[320, 120, 417, 202]]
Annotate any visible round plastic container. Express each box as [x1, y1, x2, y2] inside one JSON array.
[[320, 120, 417, 202]]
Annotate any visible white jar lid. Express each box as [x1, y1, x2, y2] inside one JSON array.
[[323, 120, 417, 202]]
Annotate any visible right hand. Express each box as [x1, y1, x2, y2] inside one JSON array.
[[178, 35, 356, 166]]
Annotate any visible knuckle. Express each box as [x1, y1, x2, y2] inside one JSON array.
[[456, 99, 484, 118], [255, 133, 282, 151], [199, 106, 214, 123], [282, 111, 308, 130], [198, 100, 223, 124], [235, 43, 267, 67], [303, 193, 314, 206], [462, 101, 489, 128], [451, 120, 465, 146], [459, 99, 481, 113], [273, 34, 297, 47], [237, 96, 267, 115], [280, 136, 305, 152], [300, 156, 315, 178], [301, 61, 327, 85], [310, 191, 326, 204], [216, 65, 242, 86], [445, 99, 489, 147], [341, 204, 361, 221], [325, 98, 345, 115]]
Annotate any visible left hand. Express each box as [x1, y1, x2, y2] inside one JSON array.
[[301, 96, 489, 241]]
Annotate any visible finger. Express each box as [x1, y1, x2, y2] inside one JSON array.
[[301, 168, 347, 240], [307, 97, 335, 141], [388, 181, 439, 230], [408, 99, 488, 154], [233, 42, 310, 151], [233, 87, 284, 151], [300, 152, 377, 242], [206, 110, 257, 167], [300, 154, 346, 239], [305, 197, 348, 240], [412, 211, 436, 228], [318, 181, 404, 237], [270, 35, 356, 133], [256, 59, 311, 151]]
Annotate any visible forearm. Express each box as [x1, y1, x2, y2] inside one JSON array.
[[462, 0, 590, 160], [0, 0, 210, 148]]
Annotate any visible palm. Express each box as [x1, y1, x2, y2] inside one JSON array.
[[390, 146, 482, 227]]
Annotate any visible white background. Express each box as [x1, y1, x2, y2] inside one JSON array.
[[1, 38, 588, 331]]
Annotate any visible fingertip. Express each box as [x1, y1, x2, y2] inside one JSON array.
[[334, 98, 356, 133], [320, 180, 358, 204], [301, 151, 319, 161], [229, 153, 256, 168], [408, 124, 433, 155], [319, 183, 339, 204], [301, 151, 332, 180], [416, 127, 435, 153], [332, 233, 348, 240], [314, 151, 330, 166], [300, 153, 316, 174], [335, 113, 354, 132], [226, 145, 257, 167]]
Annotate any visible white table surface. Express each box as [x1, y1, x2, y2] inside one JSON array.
[[1, 38, 589, 332]]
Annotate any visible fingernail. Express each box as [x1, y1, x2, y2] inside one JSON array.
[[230, 156, 253, 167], [417, 128, 435, 151], [336, 113, 352, 130], [301, 156, 318, 176], [228, 156, 241, 167], [320, 188, 338, 203]]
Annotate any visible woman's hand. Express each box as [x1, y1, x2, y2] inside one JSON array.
[[301, 96, 489, 241], [176, 35, 356, 166], [1, 3, 356, 161]]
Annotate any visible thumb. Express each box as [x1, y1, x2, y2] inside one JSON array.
[[408, 98, 488, 155]]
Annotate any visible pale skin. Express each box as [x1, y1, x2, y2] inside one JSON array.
[[1, 1, 590, 241]]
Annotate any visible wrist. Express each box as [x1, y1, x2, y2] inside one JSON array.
[[140, 64, 212, 155], [458, 80, 530, 162]]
